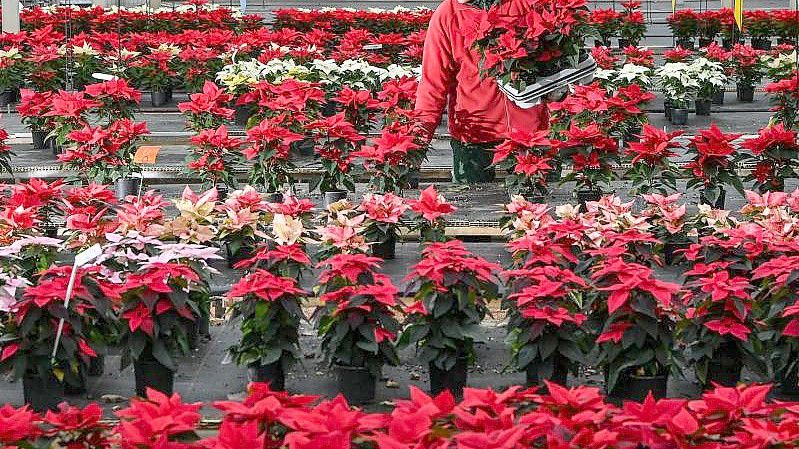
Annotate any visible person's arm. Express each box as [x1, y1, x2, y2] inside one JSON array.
[[414, 5, 455, 141]]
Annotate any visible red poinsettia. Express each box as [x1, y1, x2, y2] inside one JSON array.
[[178, 80, 235, 131]]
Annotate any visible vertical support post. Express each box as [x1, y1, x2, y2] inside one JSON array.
[[148, 0, 161, 10], [2, 0, 20, 34]]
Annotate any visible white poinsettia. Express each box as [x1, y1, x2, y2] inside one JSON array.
[[657, 62, 699, 107], [687, 57, 728, 99], [0, 47, 21, 60]]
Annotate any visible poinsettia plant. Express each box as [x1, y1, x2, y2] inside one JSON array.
[[17, 89, 53, 134], [358, 193, 408, 255], [624, 124, 683, 194], [764, 72, 798, 129], [685, 124, 745, 205], [730, 44, 765, 89], [216, 186, 269, 263], [226, 267, 307, 377], [308, 113, 364, 193], [313, 253, 401, 375], [242, 117, 304, 194], [178, 81, 235, 132], [400, 241, 500, 372], [493, 129, 554, 197], [407, 185, 457, 243], [588, 256, 681, 392], [116, 261, 206, 371], [351, 122, 427, 193], [619, 1, 646, 46], [590, 9, 622, 46], [0, 266, 115, 391], [467, 0, 592, 90], [83, 79, 142, 122], [741, 124, 799, 192], [187, 125, 243, 190], [556, 123, 620, 193]]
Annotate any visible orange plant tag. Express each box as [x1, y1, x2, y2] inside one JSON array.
[[134, 146, 161, 164]]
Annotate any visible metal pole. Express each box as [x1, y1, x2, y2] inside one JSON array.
[[2, 0, 20, 33]]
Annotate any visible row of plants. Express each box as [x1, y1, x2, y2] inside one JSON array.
[[3, 382, 798, 449], [668, 8, 799, 49]]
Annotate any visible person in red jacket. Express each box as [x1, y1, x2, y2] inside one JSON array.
[[415, 0, 550, 184]]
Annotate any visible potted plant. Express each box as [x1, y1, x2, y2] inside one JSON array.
[[493, 129, 554, 201], [657, 62, 698, 125], [590, 9, 622, 47], [130, 47, 177, 107], [227, 268, 307, 390], [351, 125, 427, 193], [741, 124, 799, 192], [641, 193, 689, 265], [730, 44, 764, 102], [745, 10, 774, 50], [177, 81, 235, 132], [618, 1, 646, 48], [241, 117, 304, 197], [698, 10, 722, 47], [685, 124, 744, 209], [765, 73, 799, 130], [401, 241, 500, 398], [42, 90, 98, 154], [57, 119, 150, 199], [624, 125, 683, 195], [407, 185, 457, 243], [308, 113, 364, 206], [589, 257, 681, 401], [216, 186, 269, 267], [0, 266, 114, 411], [116, 261, 205, 396], [187, 125, 243, 192], [667, 10, 700, 49], [688, 57, 728, 116], [16, 89, 53, 150], [556, 123, 620, 206], [83, 79, 142, 122], [358, 193, 408, 260], [0, 47, 25, 107], [503, 263, 588, 387], [313, 253, 402, 404]]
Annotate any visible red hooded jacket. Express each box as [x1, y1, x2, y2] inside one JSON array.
[[414, 0, 550, 144]]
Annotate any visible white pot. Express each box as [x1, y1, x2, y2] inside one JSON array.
[[497, 55, 597, 109]]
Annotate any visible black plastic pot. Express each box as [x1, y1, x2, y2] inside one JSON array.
[[737, 84, 755, 102], [676, 38, 695, 50], [452, 144, 495, 184], [50, 138, 63, 155], [88, 355, 105, 377], [698, 37, 714, 48], [371, 233, 396, 260], [695, 99, 712, 116], [711, 89, 725, 105], [165, 87, 173, 102], [664, 100, 673, 119], [31, 130, 49, 150], [199, 313, 211, 338], [184, 318, 200, 350], [751, 37, 772, 50], [134, 357, 174, 396], [576, 189, 602, 209], [64, 363, 88, 395], [323, 190, 348, 208], [336, 364, 376, 405], [406, 169, 421, 189], [700, 188, 726, 209], [266, 192, 284, 203], [248, 361, 285, 391], [216, 184, 229, 200], [670, 108, 688, 125], [429, 357, 468, 398], [115, 177, 142, 200], [234, 105, 250, 127], [610, 372, 668, 402], [780, 365, 799, 396], [663, 241, 690, 265], [705, 341, 742, 388], [721, 38, 734, 50], [0, 89, 15, 107], [23, 372, 65, 411], [617, 38, 629, 49], [150, 90, 169, 107], [525, 356, 569, 387]]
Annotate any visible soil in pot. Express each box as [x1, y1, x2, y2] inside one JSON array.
[[429, 357, 468, 398], [609, 371, 668, 402], [670, 108, 689, 125], [23, 371, 65, 412], [737, 84, 755, 102], [371, 232, 396, 260], [323, 190, 348, 209], [695, 99, 712, 116], [150, 90, 169, 107], [336, 364, 376, 405], [134, 355, 174, 396], [704, 341, 742, 388], [115, 177, 142, 200], [700, 188, 726, 209], [248, 361, 285, 391], [452, 142, 495, 184]]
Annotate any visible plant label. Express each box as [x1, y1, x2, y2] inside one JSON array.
[[134, 146, 161, 164]]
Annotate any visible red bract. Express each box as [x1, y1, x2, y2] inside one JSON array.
[[115, 388, 202, 449], [663, 45, 693, 62], [228, 269, 304, 302], [626, 124, 683, 165], [44, 403, 111, 447], [407, 185, 456, 224], [685, 123, 743, 187], [406, 240, 500, 291], [178, 80, 235, 128], [0, 404, 42, 443]]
